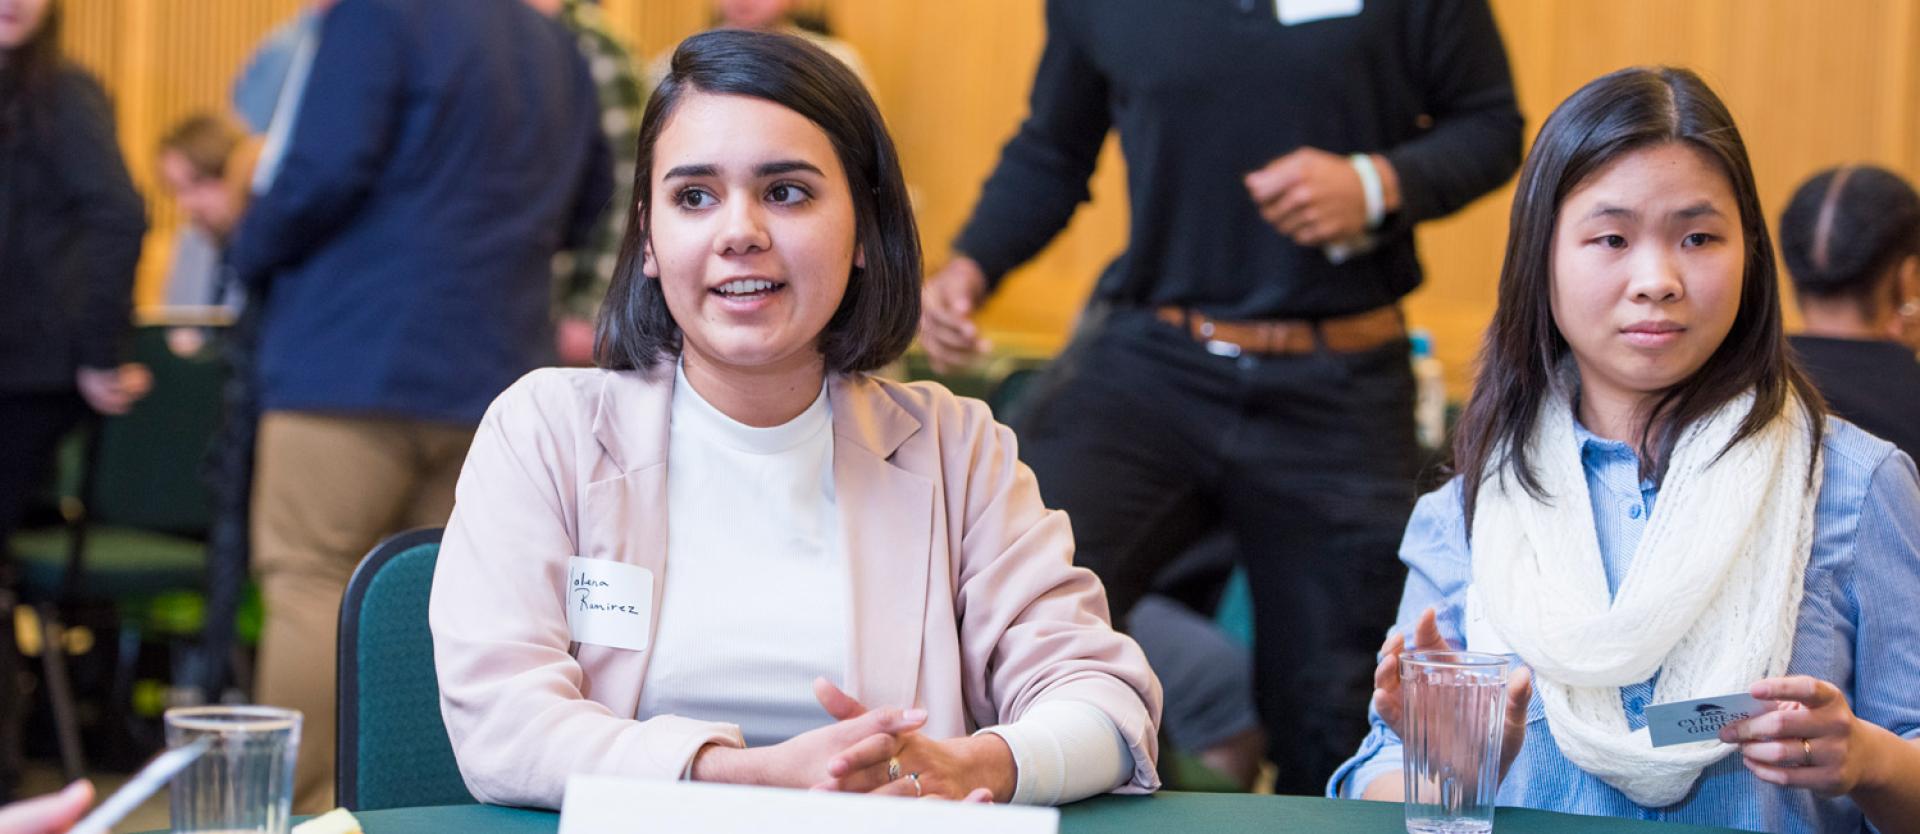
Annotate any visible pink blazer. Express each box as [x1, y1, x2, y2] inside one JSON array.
[[428, 367, 1162, 808]]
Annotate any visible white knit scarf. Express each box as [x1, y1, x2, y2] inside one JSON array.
[[1469, 385, 1820, 808]]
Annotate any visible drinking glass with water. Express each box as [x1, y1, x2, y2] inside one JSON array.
[[1400, 651, 1510, 834], [165, 705, 302, 834]]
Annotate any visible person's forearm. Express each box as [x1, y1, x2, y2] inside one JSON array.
[[958, 733, 1017, 802], [76, 232, 141, 369], [1369, 154, 1403, 215], [953, 3, 1110, 285], [1855, 731, 1920, 833], [1359, 769, 1403, 801], [690, 743, 761, 785]]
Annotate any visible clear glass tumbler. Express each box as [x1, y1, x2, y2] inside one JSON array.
[[1400, 650, 1510, 834], [165, 705, 302, 834]]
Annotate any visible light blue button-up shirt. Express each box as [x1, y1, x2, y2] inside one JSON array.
[[1329, 417, 1920, 833]]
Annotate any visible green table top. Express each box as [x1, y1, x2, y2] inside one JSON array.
[[145, 792, 1749, 833]]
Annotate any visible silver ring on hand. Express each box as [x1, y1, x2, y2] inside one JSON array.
[[908, 772, 922, 797], [887, 756, 901, 782]]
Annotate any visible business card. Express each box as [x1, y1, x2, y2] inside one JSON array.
[[1644, 692, 1772, 747]]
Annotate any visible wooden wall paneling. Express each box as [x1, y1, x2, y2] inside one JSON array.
[[62, 0, 305, 307], [598, 0, 709, 65], [599, 0, 1129, 351], [825, 0, 1126, 351], [1407, 0, 1920, 394], [62, 0, 1919, 393], [1907, 0, 1920, 177]]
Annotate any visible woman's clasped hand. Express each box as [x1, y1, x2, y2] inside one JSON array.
[[688, 679, 1003, 802]]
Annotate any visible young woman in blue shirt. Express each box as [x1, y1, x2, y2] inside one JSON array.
[[1331, 67, 1920, 833]]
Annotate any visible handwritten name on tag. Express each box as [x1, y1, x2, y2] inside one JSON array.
[[1644, 692, 1773, 748], [565, 557, 653, 652], [1277, 0, 1362, 26], [559, 775, 1059, 834]]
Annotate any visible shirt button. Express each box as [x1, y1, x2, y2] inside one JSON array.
[[1628, 505, 1643, 519]]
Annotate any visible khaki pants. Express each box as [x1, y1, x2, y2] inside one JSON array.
[[250, 411, 474, 814]]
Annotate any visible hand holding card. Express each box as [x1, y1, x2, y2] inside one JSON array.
[[1714, 675, 1884, 797]]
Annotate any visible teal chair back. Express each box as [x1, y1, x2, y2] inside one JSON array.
[[336, 528, 476, 811], [11, 325, 220, 602], [91, 325, 223, 534]]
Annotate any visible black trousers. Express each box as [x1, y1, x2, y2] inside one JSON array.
[[1013, 307, 1417, 795], [197, 306, 260, 699], [0, 390, 85, 799]]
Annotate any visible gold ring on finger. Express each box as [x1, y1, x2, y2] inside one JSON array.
[[887, 757, 901, 782], [1800, 738, 1815, 768]]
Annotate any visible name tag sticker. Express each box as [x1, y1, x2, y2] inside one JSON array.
[[1644, 692, 1773, 747], [566, 556, 653, 652], [1276, 0, 1362, 26]]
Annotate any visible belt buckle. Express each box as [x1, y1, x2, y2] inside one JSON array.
[[1204, 339, 1243, 358], [1192, 319, 1245, 358]]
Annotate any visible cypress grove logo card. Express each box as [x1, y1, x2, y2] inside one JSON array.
[[1644, 692, 1774, 747]]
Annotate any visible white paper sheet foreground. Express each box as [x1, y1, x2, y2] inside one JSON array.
[[558, 774, 1060, 834]]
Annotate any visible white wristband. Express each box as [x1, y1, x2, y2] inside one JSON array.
[[1350, 153, 1385, 230]]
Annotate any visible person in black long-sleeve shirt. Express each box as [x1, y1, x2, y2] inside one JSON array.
[[920, 0, 1521, 793], [0, 0, 148, 800]]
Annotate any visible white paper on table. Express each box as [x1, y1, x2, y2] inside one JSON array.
[[557, 774, 1060, 834]]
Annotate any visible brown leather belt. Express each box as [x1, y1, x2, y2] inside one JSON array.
[[1153, 304, 1405, 357]]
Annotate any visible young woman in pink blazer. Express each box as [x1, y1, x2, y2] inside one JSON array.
[[428, 29, 1162, 810]]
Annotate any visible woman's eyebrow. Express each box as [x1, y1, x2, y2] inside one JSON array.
[[1670, 202, 1723, 220], [661, 163, 718, 180], [1585, 204, 1638, 222], [755, 160, 824, 178]]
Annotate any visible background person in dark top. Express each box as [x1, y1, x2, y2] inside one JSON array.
[[1780, 165, 1920, 462], [0, 0, 148, 800], [919, 0, 1522, 792]]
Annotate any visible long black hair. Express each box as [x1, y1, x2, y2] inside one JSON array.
[[595, 28, 921, 373], [1452, 66, 1825, 524], [1779, 165, 1920, 318], [0, 0, 63, 141]]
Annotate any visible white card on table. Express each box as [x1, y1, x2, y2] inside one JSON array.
[[1277, 0, 1362, 26], [565, 556, 653, 652], [558, 775, 1059, 834], [1643, 692, 1773, 748]]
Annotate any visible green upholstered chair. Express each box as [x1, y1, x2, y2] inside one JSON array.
[[8, 325, 224, 778], [336, 528, 476, 811], [985, 366, 1045, 425], [12, 326, 221, 599]]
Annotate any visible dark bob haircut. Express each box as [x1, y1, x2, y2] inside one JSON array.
[[1452, 66, 1824, 524], [1779, 165, 1920, 315], [594, 29, 921, 373]]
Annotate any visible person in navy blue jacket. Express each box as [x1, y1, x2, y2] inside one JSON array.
[[225, 0, 611, 812]]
